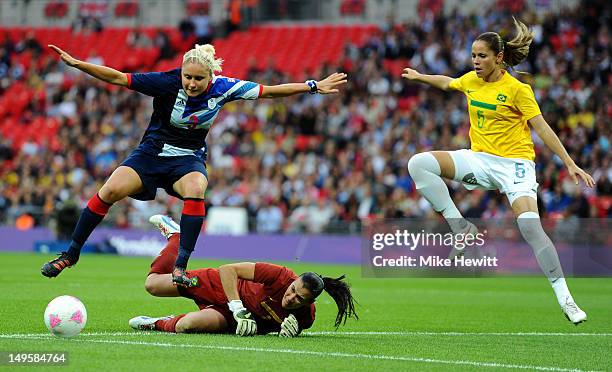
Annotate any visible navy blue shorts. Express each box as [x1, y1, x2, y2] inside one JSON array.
[[121, 148, 208, 201]]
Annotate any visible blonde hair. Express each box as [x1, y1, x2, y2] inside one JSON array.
[[475, 17, 535, 68], [182, 44, 223, 74]]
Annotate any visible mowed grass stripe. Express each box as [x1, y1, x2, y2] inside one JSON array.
[[0, 335, 595, 372]]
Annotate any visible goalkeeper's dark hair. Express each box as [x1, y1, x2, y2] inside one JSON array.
[[300, 272, 358, 328], [475, 16, 534, 69]]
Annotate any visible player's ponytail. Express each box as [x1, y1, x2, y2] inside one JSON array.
[[503, 17, 534, 67], [182, 44, 223, 74], [475, 17, 534, 69], [300, 272, 359, 328]]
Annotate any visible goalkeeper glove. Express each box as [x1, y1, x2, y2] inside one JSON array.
[[279, 314, 299, 338], [228, 300, 257, 336]]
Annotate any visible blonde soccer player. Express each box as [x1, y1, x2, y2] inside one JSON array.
[[402, 18, 594, 324], [42, 43, 347, 285]]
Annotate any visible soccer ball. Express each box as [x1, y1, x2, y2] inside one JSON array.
[[44, 295, 87, 338]]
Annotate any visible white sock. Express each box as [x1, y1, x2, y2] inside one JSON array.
[[408, 152, 466, 233], [516, 211, 572, 307], [551, 278, 573, 306]]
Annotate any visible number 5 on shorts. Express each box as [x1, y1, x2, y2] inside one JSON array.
[[515, 163, 526, 178]]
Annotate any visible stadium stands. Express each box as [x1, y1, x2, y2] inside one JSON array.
[[186, 1, 210, 15], [44, 1, 69, 19], [0, 0, 610, 231], [114, 1, 139, 18]]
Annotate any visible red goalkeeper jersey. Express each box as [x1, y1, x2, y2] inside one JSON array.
[[182, 262, 316, 334]]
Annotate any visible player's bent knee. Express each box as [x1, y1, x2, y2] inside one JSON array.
[[517, 211, 544, 240], [407, 153, 423, 175], [144, 275, 161, 296], [98, 186, 126, 204], [184, 185, 206, 198], [408, 152, 441, 185], [184, 178, 207, 195], [174, 318, 190, 333]]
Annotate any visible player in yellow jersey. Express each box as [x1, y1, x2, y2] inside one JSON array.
[[402, 18, 594, 325]]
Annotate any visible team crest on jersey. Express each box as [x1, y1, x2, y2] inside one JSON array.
[[496, 93, 507, 102], [207, 98, 216, 110]]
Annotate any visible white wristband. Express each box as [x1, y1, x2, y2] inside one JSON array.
[[228, 299, 245, 314]]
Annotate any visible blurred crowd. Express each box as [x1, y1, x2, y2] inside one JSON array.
[[0, 0, 610, 235]]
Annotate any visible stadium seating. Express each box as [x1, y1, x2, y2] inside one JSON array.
[[44, 1, 69, 19], [0, 24, 376, 168], [186, 1, 210, 15], [0, 1, 610, 229], [340, 0, 365, 16], [114, 1, 139, 18], [1, 23, 377, 77], [77, 2, 109, 18], [201, 24, 378, 78], [149, 24, 378, 77]]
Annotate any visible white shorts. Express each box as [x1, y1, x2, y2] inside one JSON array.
[[448, 149, 539, 206]]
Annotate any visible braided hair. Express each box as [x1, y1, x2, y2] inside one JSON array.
[[300, 272, 359, 328]]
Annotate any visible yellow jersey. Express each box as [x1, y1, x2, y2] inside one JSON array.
[[448, 70, 541, 161]]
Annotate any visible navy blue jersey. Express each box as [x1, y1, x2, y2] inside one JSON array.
[[127, 69, 261, 156]]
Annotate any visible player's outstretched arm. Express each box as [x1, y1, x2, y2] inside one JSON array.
[[259, 72, 347, 98], [529, 114, 595, 187], [402, 67, 453, 91], [48, 44, 128, 87]]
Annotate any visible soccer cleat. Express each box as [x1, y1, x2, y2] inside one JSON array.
[[41, 252, 77, 278], [149, 214, 180, 239], [129, 315, 173, 331], [561, 297, 587, 325], [448, 221, 479, 260], [172, 267, 197, 287]]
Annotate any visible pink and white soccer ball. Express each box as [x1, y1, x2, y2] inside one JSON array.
[[44, 295, 87, 338]]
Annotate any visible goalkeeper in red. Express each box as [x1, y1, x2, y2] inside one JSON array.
[[129, 215, 358, 336]]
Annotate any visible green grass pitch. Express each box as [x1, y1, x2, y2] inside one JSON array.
[[1, 252, 611, 371]]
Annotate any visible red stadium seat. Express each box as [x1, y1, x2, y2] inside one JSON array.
[[115, 1, 139, 17], [78, 2, 109, 17], [186, 1, 210, 15], [340, 0, 365, 16], [44, 1, 69, 18], [383, 58, 409, 75]]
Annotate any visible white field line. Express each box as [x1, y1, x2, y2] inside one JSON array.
[[0, 334, 596, 372], [306, 331, 612, 337], [2, 331, 612, 338]]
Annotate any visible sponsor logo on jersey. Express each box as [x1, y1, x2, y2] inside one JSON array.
[[496, 93, 507, 102]]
